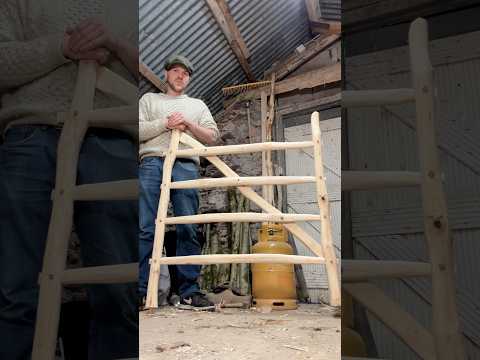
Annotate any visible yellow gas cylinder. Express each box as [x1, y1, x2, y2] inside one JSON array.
[[251, 223, 297, 310], [341, 291, 367, 357]]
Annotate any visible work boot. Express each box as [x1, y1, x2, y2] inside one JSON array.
[[180, 293, 214, 308], [138, 295, 146, 311]]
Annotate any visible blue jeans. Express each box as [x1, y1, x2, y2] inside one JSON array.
[[0, 125, 138, 359], [139, 157, 201, 299]]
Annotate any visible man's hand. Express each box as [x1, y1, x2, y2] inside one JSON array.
[[67, 17, 118, 54], [62, 17, 139, 78], [63, 33, 110, 64], [62, 17, 118, 64], [166, 112, 188, 132]]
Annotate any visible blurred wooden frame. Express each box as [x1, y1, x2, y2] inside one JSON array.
[[31, 61, 139, 360], [342, 18, 465, 360]]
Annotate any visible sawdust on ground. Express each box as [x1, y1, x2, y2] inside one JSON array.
[[140, 304, 340, 360]]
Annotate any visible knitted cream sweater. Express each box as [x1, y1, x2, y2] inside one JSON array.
[[139, 92, 219, 163], [0, 0, 137, 132]]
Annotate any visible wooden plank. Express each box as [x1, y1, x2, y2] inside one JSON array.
[[311, 112, 340, 306], [342, 260, 431, 281], [73, 179, 139, 201], [251, 63, 340, 98], [145, 130, 180, 309], [342, 88, 415, 107], [174, 140, 314, 157], [139, 61, 167, 93], [311, 20, 341, 35], [96, 66, 137, 104], [278, 93, 341, 115], [409, 18, 465, 360], [266, 34, 340, 81], [342, 171, 421, 190], [164, 212, 322, 224], [205, 0, 255, 81], [156, 253, 324, 265], [178, 133, 325, 259], [343, 282, 436, 360], [62, 263, 138, 285], [170, 176, 316, 189]]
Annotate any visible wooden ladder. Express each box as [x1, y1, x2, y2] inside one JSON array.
[[31, 61, 139, 360], [341, 18, 465, 360], [145, 111, 341, 309]]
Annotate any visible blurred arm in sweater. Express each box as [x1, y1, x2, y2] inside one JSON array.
[[0, 3, 110, 92]]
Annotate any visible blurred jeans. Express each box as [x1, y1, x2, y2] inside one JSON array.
[[139, 156, 201, 299], [0, 125, 138, 359]]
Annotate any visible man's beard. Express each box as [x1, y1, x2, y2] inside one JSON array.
[[167, 79, 185, 93]]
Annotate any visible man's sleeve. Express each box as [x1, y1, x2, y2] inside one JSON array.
[[0, 2, 70, 92], [139, 93, 168, 142], [198, 102, 220, 142]]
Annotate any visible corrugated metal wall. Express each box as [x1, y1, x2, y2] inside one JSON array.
[[139, 0, 312, 114], [346, 29, 480, 359], [320, 0, 341, 20]]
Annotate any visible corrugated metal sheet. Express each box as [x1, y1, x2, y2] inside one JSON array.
[[345, 30, 480, 359], [139, 0, 312, 114], [320, 0, 341, 21]]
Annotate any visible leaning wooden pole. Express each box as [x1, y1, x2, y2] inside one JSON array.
[[145, 129, 181, 309], [32, 61, 97, 360], [311, 112, 341, 307], [409, 18, 465, 360]]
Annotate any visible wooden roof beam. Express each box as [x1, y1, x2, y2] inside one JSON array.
[[139, 61, 167, 93], [311, 20, 341, 35], [265, 33, 340, 81], [224, 62, 340, 107], [205, 0, 256, 81]]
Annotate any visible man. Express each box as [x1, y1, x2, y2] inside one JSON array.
[[0, 1, 138, 358], [139, 55, 219, 308]]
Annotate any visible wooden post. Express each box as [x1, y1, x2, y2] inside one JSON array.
[[145, 129, 181, 309], [264, 75, 276, 205], [311, 112, 340, 306], [261, 91, 269, 204], [409, 18, 465, 360], [32, 61, 97, 360]]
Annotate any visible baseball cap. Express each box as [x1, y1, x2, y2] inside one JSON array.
[[164, 55, 194, 76]]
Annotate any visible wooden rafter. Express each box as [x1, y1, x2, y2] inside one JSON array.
[[305, 0, 322, 22], [266, 33, 340, 81], [243, 62, 340, 100], [311, 20, 341, 35], [139, 61, 167, 93], [205, 0, 255, 81]]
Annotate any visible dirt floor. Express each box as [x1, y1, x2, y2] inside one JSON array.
[[140, 304, 340, 360]]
